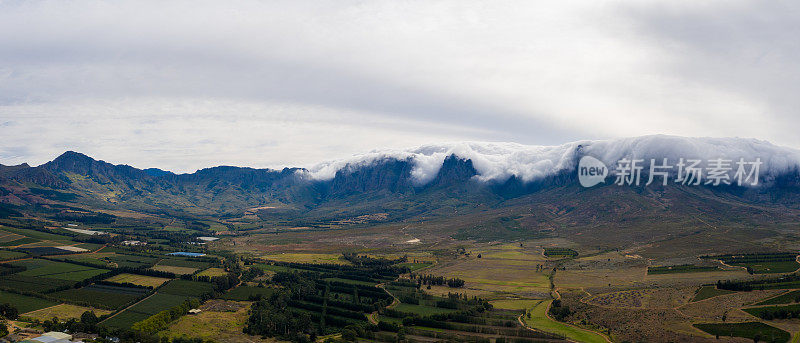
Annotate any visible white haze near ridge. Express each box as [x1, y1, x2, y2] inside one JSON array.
[[302, 135, 800, 185]]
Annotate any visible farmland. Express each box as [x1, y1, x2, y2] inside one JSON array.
[[647, 264, 721, 274], [754, 290, 800, 306], [220, 286, 274, 301], [105, 273, 171, 288], [705, 253, 800, 274], [23, 303, 112, 321], [522, 300, 608, 343], [694, 322, 790, 342], [691, 285, 737, 302], [52, 284, 149, 309], [158, 279, 215, 297], [0, 290, 58, 313]]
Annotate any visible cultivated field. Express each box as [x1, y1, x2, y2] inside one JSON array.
[[23, 303, 111, 321], [105, 273, 171, 288]]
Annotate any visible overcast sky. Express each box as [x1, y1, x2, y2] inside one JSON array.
[[1, 0, 798, 173]]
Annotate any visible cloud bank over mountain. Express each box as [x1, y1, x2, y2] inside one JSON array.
[[304, 135, 800, 185]]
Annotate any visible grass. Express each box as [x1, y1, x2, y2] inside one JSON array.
[[105, 273, 171, 288], [543, 247, 578, 258], [52, 284, 147, 309], [0, 237, 38, 246], [102, 310, 152, 329], [754, 290, 800, 306], [323, 277, 377, 287], [262, 253, 350, 265], [0, 250, 27, 261], [489, 299, 542, 310], [159, 257, 213, 269], [23, 303, 111, 320], [522, 300, 608, 343], [14, 259, 109, 281], [127, 293, 191, 315], [743, 303, 800, 319], [0, 227, 73, 242], [220, 286, 274, 301], [0, 290, 58, 313], [151, 264, 199, 275], [694, 322, 789, 343], [395, 262, 433, 272], [647, 265, 721, 274], [691, 285, 736, 302], [741, 261, 800, 274], [159, 301, 268, 342], [197, 267, 227, 277], [0, 274, 76, 293], [392, 303, 459, 316], [159, 279, 215, 297]]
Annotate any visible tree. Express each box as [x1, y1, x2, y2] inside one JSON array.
[[0, 303, 18, 320], [0, 322, 8, 338]]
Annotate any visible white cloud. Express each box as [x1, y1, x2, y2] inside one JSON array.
[[303, 135, 800, 185]]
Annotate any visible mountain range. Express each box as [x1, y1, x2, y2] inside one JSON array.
[[3, 135, 800, 251]]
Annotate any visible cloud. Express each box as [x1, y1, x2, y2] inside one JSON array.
[[303, 135, 800, 186]]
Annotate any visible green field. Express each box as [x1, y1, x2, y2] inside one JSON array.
[[392, 303, 459, 316], [13, 258, 109, 281], [159, 257, 213, 269], [691, 286, 736, 302], [395, 262, 433, 272], [0, 237, 38, 246], [0, 290, 58, 313], [221, 286, 275, 301], [754, 290, 800, 306], [103, 292, 193, 329], [101, 310, 152, 329], [0, 274, 76, 293], [522, 300, 608, 343], [0, 227, 73, 242], [0, 250, 27, 261], [647, 264, 721, 274], [159, 279, 215, 297], [740, 261, 800, 274], [743, 303, 800, 319], [490, 299, 542, 310], [694, 322, 789, 343], [707, 253, 800, 274], [543, 248, 578, 258], [52, 284, 147, 309], [323, 277, 377, 287]]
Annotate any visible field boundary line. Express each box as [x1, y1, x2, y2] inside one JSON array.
[[21, 303, 64, 316], [100, 291, 158, 324]]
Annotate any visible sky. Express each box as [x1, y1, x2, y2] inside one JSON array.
[[1, 0, 798, 173]]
